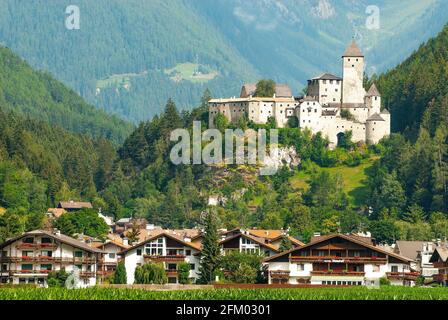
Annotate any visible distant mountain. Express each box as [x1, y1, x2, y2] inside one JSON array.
[[0, 46, 133, 144], [0, 0, 447, 122]]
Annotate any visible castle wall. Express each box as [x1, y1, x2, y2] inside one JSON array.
[[321, 118, 366, 147], [343, 106, 370, 123], [318, 80, 342, 106], [366, 119, 388, 144]]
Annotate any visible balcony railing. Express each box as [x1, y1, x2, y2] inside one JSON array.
[[269, 270, 290, 279], [165, 270, 178, 276], [16, 243, 57, 249], [290, 256, 387, 264], [386, 272, 419, 281], [144, 255, 186, 262], [310, 271, 366, 277], [0, 256, 96, 264], [7, 269, 53, 275]]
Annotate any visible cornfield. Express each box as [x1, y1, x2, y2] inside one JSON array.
[[0, 287, 447, 300]]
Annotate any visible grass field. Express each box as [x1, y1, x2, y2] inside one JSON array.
[[164, 63, 218, 83], [96, 71, 148, 89], [0, 287, 447, 300], [289, 157, 377, 206]]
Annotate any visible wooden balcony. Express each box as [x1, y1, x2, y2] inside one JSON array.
[[310, 271, 365, 277], [15, 243, 57, 249], [290, 256, 387, 264], [269, 270, 290, 279], [0, 256, 57, 263], [165, 270, 178, 276], [144, 255, 186, 262], [433, 273, 448, 283], [386, 272, 419, 281]]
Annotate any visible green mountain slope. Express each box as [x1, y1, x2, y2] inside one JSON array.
[[0, 46, 133, 144], [376, 25, 448, 137], [0, 0, 447, 122]]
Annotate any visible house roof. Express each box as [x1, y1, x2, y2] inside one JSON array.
[[395, 241, 426, 260], [342, 40, 364, 57], [219, 232, 280, 252], [264, 234, 413, 263], [0, 230, 104, 253], [430, 246, 448, 263], [93, 239, 130, 250], [57, 201, 93, 210], [311, 73, 342, 81], [120, 231, 201, 255], [366, 83, 381, 96], [46, 208, 67, 218], [381, 109, 390, 115], [240, 83, 293, 98]]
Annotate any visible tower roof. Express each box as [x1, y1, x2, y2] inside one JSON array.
[[342, 40, 364, 57], [380, 109, 390, 115], [366, 113, 385, 122], [366, 83, 381, 96]]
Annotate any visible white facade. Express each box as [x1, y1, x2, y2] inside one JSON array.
[[265, 234, 417, 287], [0, 230, 102, 287], [121, 234, 201, 284]]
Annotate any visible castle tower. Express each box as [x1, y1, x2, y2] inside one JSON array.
[[342, 40, 365, 105], [365, 83, 381, 116]]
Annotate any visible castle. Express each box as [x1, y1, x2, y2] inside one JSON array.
[[208, 41, 391, 147]]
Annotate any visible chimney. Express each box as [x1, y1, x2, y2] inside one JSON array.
[[313, 232, 321, 237], [54, 229, 61, 237], [123, 238, 129, 246], [184, 237, 191, 243], [146, 224, 155, 230]]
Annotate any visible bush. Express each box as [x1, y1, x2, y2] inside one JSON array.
[[134, 263, 168, 284], [47, 270, 69, 287], [379, 277, 391, 286]]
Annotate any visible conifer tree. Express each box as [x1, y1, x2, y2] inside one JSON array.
[[198, 210, 220, 284]]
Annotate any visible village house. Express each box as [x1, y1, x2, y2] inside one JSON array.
[[208, 41, 391, 148], [57, 201, 93, 212], [264, 234, 418, 286], [219, 229, 304, 257], [119, 231, 202, 284], [92, 240, 130, 279], [429, 244, 448, 286], [0, 230, 104, 287], [393, 241, 439, 278]]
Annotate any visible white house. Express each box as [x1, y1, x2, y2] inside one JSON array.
[[0, 230, 104, 287], [264, 234, 418, 286], [119, 231, 201, 284]]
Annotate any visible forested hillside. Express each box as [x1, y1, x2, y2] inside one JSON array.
[[376, 25, 448, 139], [0, 0, 447, 122], [0, 107, 118, 241], [0, 47, 133, 144]]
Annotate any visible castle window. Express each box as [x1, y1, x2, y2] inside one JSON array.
[[356, 59, 359, 62], [352, 65, 355, 68], [348, 59, 351, 62], [314, 109, 317, 113]]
